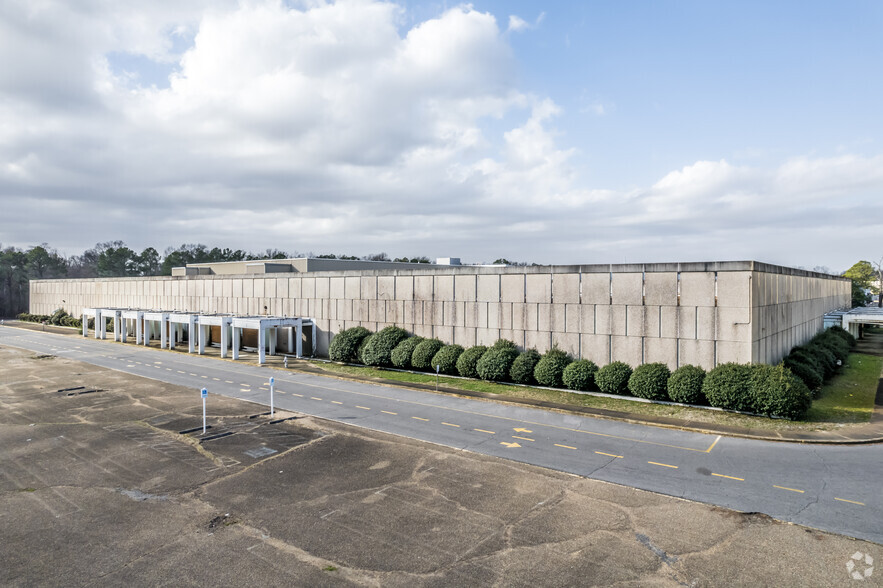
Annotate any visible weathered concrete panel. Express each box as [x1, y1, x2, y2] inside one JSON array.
[[525, 330, 551, 354], [276, 278, 288, 299], [525, 274, 552, 303], [537, 303, 553, 332], [360, 276, 377, 300], [550, 304, 567, 333], [499, 329, 525, 348], [716, 271, 750, 307], [680, 272, 716, 307], [564, 304, 580, 333], [329, 277, 345, 299], [377, 276, 395, 300], [644, 272, 677, 306], [288, 277, 302, 299], [580, 334, 610, 365], [678, 306, 697, 339], [610, 305, 627, 336], [500, 274, 525, 303], [476, 328, 499, 347], [716, 340, 751, 365], [301, 277, 315, 299], [454, 275, 476, 302], [477, 275, 500, 302], [582, 273, 610, 304], [464, 302, 482, 329], [386, 300, 404, 324], [315, 277, 330, 300], [611, 335, 642, 366], [643, 338, 677, 368], [414, 275, 433, 301], [678, 339, 714, 370], [394, 276, 413, 301], [435, 275, 454, 301], [697, 306, 716, 341], [344, 276, 360, 300], [611, 273, 643, 306], [487, 302, 503, 330], [595, 306, 612, 335], [368, 300, 385, 323], [579, 304, 595, 334], [626, 306, 645, 337], [551, 332, 579, 358], [454, 326, 476, 348], [552, 273, 580, 304]]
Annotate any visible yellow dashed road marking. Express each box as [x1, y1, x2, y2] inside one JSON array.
[[512, 435, 534, 442], [381, 410, 397, 415], [555, 444, 576, 450], [773, 485, 804, 493], [291, 393, 303, 397], [474, 429, 495, 434], [595, 451, 623, 459], [177, 370, 186, 374], [648, 461, 678, 469], [225, 380, 234, 384], [310, 397, 322, 401], [711, 473, 744, 481], [441, 422, 459, 427], [412, 417, 429, 421], [212, 377, 220, 381], [331, 400, 343, 405], [834, 497, 865, 506], [355, 406, 371, 410]]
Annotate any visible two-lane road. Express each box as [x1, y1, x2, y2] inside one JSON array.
[[2, 325, 881, 544]]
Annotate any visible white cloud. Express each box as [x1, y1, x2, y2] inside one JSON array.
[[0, 0, 881, 271]]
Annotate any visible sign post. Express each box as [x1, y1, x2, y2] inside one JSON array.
[[201, 388, 207, 433], [435, 364, 440, 391], [269, 377, 275, 416]]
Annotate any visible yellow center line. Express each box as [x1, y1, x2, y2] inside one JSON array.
[[381, 410, 397, 415], [595, 451, 623, 459], [555, 444, 576, 450], [255, 375, 712, 453], [201, 375, 208, 378], [711, 473, 744, 481], [512, 435, 535, 442], [705, 435, 722, 452], [648, 461, 679, 469], [331, 400, 343, 404], [441, 422, 460, 427], [177, 370, 186, 374], [356, 406, 371, 410], [772, 485, 804, 493], [291, 393, 303, 397], [474, 429, 495, 434], [310, 397, 322, 401], [225, 380, 234, 384], [166, 368, 172, 371], [189, 373, 197, 376], [412, 417, 429, 421], [212, 377, 220, 381], [834, 497, 865, 506]]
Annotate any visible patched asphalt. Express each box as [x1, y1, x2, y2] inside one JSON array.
[[0, 344, 880, 587]]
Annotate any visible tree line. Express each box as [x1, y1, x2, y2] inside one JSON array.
[[0, 242, 431, 317]]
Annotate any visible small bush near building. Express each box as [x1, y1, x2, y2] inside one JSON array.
[[411, 338, 445, 371], [562, 359, 598, 391], [702, 363, 754, 412], [329, 326, 371, 362], [628, 363, 671, 401], [595, 362, 633, 395], [667, 365, 706, 404], [805, 344, 838, 379], [750, 364, 812, 420], [509, 349, 541, 384], [812, 332, 849, 364], [357, 334, 374, 365], [391, 336, 424, 369], [360, 326, 409, 367], [457, 345, 488, 378], [476, 344, 519, 381], [431, 344, 464, 375], [533, 348, 572, 388], [828, 325, 857, 348], [782, 357, 823, 394]]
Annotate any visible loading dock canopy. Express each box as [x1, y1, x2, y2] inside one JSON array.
[[838, 307, 883, 337], [82, 308, 314, 364]]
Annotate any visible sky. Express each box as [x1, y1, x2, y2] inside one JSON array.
[[1, 0, 882, 271]]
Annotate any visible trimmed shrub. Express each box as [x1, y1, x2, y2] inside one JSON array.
[[457, 345, 488, 378], [595, 362, 633, 395], [533, 348, 572, 388], [806, 344, 838, 379], [357, 333, 374, 365], [702, 363, 754, 412], [750, 364, 812, 420], [788, 348, 824, 378], [509, 349, 541, 384], [329, 327, 371, 362], [782, 357, 823, 393], [562, 359, 598, 391], [828, 325, 857, 348], [493, 339, 518, 351], [411, 338, 445, 371], [391, 336, 424, 369], [628, 363, 671, 401], [813, 333, 849, 364], [667, 365, 706, 404], [476, 344, 519, 381], [431, 344, 464, 375], [360, 325, 409, 367]]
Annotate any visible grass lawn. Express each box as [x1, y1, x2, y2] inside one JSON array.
[[309, 352, 882, 432]]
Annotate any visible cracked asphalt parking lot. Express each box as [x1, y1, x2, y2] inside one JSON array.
[[0, 345, 879, 587]]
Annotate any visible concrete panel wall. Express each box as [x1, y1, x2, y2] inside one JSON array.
[[29, 262, 849, 369]]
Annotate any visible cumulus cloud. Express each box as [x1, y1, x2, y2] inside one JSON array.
[[0, 0, 881, 270]]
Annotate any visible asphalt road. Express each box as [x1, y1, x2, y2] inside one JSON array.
[[2, 325, 881, 545]]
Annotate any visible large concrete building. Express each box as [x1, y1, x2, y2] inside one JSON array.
[[29, 259, 850, 370]]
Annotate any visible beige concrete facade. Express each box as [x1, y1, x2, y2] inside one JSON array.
[[29, 261, 849, 370]]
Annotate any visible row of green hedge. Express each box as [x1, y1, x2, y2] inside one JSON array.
[[781, 326, 855, 395], [17, 310, 90, 329], [326, 325, 857, 420]]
